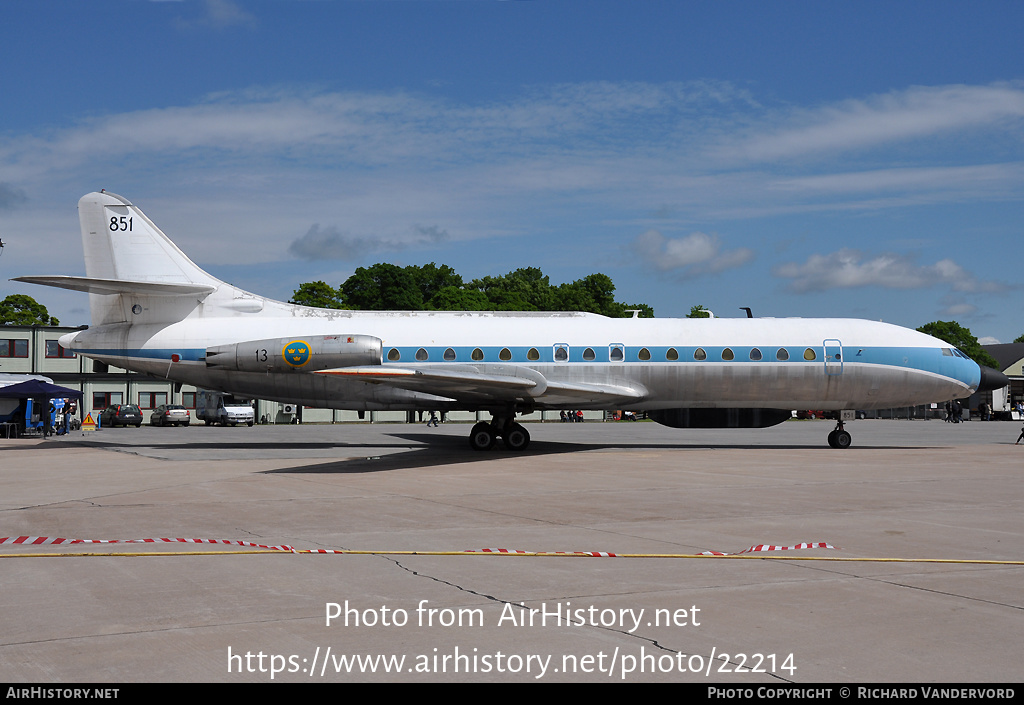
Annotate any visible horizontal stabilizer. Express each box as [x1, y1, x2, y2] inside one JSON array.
[[12, 275, 216, 297]]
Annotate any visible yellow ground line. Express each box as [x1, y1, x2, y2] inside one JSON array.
[[1, 550, 1023, 564]]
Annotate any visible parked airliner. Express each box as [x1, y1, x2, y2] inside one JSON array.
[[15, 191, 1008, 451]]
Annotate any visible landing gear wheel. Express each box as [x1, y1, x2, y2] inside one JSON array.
[[828, 420, 852, 449], [502, 423, 530, 452], [469, 422, 497, 451], [833, 430, 852, 449]]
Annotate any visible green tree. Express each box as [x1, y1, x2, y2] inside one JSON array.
[[0, 294, 60, 326], [427, 285, 491, 311], [917, 320, 999, 369], [289, 281, 346, 309], [468, 267, 553, 311], [340, 264, 425, 310], [686, 304, 711, 319], [310, 263, 654, 316], [410, 263, 464, 305], [1014, 334, 1024, 344]]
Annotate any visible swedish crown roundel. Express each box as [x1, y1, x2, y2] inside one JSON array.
[[282, 340, 311, 368]]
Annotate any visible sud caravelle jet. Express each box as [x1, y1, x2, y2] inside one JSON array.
[[16, 191, 1009, 451]]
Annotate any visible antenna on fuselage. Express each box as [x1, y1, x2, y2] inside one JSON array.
[[740, 307, 753, 318]]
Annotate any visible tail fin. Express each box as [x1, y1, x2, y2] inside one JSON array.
[[16, 191, 270, 326], [78, 191, 223, 325], [78, 191, 219, 287]]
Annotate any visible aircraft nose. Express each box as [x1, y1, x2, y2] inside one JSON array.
[[977, 365, 1009, 392]]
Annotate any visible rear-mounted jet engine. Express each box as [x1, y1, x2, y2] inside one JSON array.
[[205, 334, 382, 372]]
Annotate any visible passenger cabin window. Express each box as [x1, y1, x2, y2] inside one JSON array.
[[803, 348, 817, 361], [443, 348, 456, 361], [666, 348, 678, 361], [472, 348, 484, 361], [387, 348, 400, 361], [609, 345, 624, 362], [415, 348, 428, 361], [499, 348, 512, 361], [583, 347, 596, 361], [776, 348, 790, 361], [527, 348, 540, 361], [749, 348, 762, 361], [638, 348, 651, 361], [693, 348, 707, 361], [554, 345, 568, 362], [722, 348, 734, 361]]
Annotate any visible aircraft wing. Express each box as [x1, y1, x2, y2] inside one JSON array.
[[316, 365, 646, 405], [12, 275, 216, 297]]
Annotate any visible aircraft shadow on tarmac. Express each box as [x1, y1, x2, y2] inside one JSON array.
[[262, 432, 933, 475], [35, 431, 936, 474]]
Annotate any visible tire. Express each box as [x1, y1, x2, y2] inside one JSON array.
[[834, 430, 852, 449], [469, 422, 496, 451], [503, 423, 530, 452]]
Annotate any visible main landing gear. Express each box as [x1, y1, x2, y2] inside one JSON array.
[[827, 419, 852, 449], [469, 417, 531, 452]]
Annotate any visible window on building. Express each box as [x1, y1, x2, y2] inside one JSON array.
[[0, 339, 29, 358], [139, 392, 167, 409], [45, 341, 77, 358], [182, 392, 197, 409], [93, 392, 123, 409]]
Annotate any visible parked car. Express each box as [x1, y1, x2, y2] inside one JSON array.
[[150, 404, 190, 427], [100, 404, 143, 428]]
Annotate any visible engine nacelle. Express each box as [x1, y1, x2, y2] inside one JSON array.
[[648, 408, 791, 429], [205, 334, 382, 372]]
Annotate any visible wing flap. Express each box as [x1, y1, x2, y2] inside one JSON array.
[[316, 366, 645, 405]]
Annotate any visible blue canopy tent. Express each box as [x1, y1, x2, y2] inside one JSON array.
[[0, 379, 84, 437]]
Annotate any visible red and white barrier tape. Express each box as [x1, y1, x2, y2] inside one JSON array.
[[2, 536, 835, 557], [699, 542, 835, 556], [1, 536, 296, 552]]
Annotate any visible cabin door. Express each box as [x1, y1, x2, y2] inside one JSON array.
[[823, 339, 843, 375]]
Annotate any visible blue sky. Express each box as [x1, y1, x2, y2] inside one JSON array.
[[1, 0, 1022, 343]]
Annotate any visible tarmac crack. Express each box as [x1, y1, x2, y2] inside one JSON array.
[[371, 552, 794, 682]]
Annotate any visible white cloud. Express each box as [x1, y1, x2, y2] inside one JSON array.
[[632, 230, 754, 277], [773, 249, 1010, 294], [722, 83, 1024, 162]]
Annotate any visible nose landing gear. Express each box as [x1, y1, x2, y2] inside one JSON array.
[[827, 419, 852, 449]]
